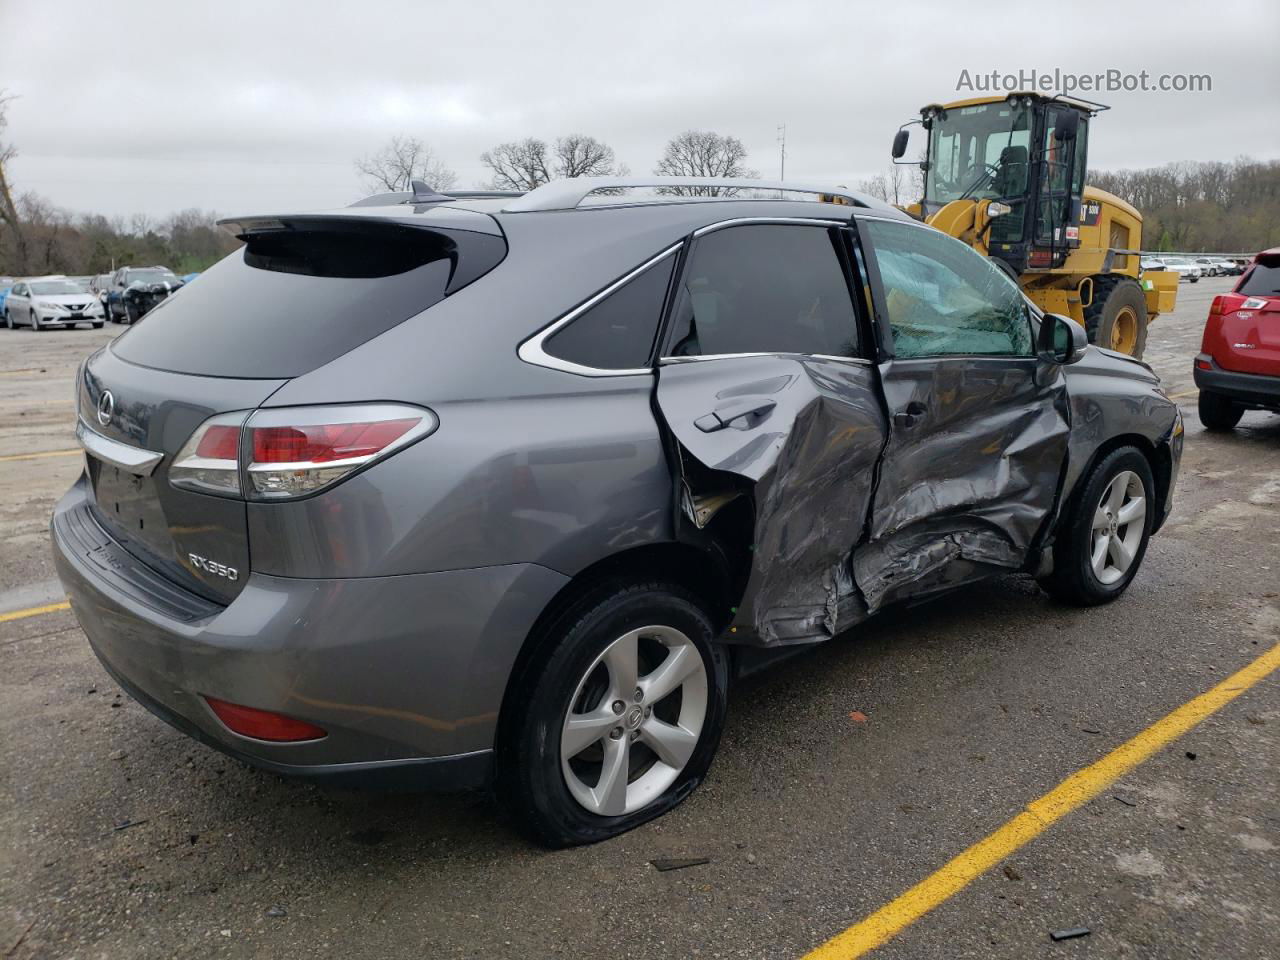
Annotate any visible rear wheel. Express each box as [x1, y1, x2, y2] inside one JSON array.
[[499, 580, 728, 847], [1084, 276, 1148, 359], [1039, 447, 1155, 606], [1198, 390, 1243, 431]]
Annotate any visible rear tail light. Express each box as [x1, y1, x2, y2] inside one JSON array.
[[170, 403, 436, 501], [204, 696, 327, 742], [1209, 296, 1224, 317]]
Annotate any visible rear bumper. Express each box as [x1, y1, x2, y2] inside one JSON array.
[[1194, 355, 1280, 410], [51, 477, 569, 789]]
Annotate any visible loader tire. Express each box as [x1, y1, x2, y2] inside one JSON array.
[[1084, 276, 1148, 359]]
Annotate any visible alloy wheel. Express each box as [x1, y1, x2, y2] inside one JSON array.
[[1090, 470, 1146, 585], [560, 625, 708, 817]]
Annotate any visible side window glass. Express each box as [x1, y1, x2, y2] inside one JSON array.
[[864, 219, 1032, 358], [543, 253, 675, 370], [665, 224, 858, 358]]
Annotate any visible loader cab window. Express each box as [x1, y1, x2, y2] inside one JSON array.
[[925, 101, 1033, 208]]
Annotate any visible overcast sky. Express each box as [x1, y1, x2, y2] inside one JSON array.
[[4, 0, 1277, 220]]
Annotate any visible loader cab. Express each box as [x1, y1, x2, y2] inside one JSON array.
[[900, 93, 1098, 276]]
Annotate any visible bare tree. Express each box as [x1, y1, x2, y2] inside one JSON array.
[[355, 136, 458, 193], [480, 138, 553, 191], [554, 135, 623, 178], [0, 90, 31, 274], [653, 130, 759, 195]]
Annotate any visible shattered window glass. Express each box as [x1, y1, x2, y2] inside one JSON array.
[[665, 224, 859, 359], [864, 219, 1032, 358]]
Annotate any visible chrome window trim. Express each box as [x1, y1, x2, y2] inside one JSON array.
[[692, 216, 845, 237], [76, 419, 163, 476], [517, 244, 682, 378], [659, 352, 871, 366]]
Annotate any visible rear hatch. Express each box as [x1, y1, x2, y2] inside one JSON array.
[[80, 211, 506, 603], [1217, 254, 1280, 376]]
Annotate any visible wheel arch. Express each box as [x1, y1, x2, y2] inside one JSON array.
[[494, 530, 748, 755], [1060, 432, 1169, 533]]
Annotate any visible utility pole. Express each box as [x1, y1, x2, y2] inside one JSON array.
[[777, 124, 787, 180]]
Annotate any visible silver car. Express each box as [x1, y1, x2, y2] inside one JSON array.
[[53, 177, 1183, 845]]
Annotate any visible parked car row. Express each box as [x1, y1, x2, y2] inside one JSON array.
[[1140, 256, 1247, 281], [0, 266, 190, 331]]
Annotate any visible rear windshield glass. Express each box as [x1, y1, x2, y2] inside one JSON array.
[[112, 220, 504, 378], [1238, 261, 1280, 297]]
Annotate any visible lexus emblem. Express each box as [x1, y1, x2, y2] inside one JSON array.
[[96, 390, 114, 427]]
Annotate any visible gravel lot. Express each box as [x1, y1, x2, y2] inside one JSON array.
[[2, 278, 1277, 959]]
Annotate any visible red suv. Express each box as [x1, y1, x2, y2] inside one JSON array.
[[1194, 247, 1280, 430]]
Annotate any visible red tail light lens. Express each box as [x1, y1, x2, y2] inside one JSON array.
[[195, 424, 242, 460], [171, 404, 436, 501], [251, 419, 418, 464], [204, 696, 327, 742], [1209, 296, 1224, 317]]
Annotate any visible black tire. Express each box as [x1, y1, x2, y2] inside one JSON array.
[[123, 302, 135, 324], [93, 322, 104, 329], [1198, 390, 1243, 431], [498, 580, 729, 847], [1039, 447, 1155, 607], [1190, 277, 1199, 283], [1083, 276, 1148, 359]]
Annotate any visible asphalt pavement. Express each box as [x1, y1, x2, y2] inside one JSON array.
[[1, 277, 1276, 959]]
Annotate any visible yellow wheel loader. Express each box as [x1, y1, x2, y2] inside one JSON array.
[[890, 93, 1176, 358]]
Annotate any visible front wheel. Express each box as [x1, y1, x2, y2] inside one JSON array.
[[1198, 390, 1243, 431], [1039, 447, 1155, 606], [499, 581, 728, 847]]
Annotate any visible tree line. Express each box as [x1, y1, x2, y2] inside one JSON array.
[[355, 129, 756, 194], [1088, 157, 1280, 254]]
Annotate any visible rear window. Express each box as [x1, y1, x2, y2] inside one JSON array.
[[112, 219, 505, 378], [1238, 259, 1280, 297]]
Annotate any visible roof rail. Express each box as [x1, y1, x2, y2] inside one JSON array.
[[501, 177, 891, 213]]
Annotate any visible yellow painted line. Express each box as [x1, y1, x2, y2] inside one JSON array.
[[1167, 389, 1200, 400], [802, 639, 1280, 960], [0, 449, 80, 463], [0, 601, 71, 624]]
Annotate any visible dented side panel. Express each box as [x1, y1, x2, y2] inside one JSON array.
[[853, 357, 1070, 612], [655, 355, 887, 646]]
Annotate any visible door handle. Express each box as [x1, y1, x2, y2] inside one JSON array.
[[694, 398, 777, 433], [892, 401, 927, 429]]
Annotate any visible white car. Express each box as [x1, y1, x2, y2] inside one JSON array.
[[1140, 258, 1167, 272], [4, 276, 106, 330], [1193, 257, 1221, 277], [1161, 257, 1201, 283]]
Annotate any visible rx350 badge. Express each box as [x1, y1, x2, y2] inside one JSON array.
[[188, 553, 239, 581]]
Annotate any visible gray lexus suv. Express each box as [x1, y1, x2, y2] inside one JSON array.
[[52, 177, 1182, 846]]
